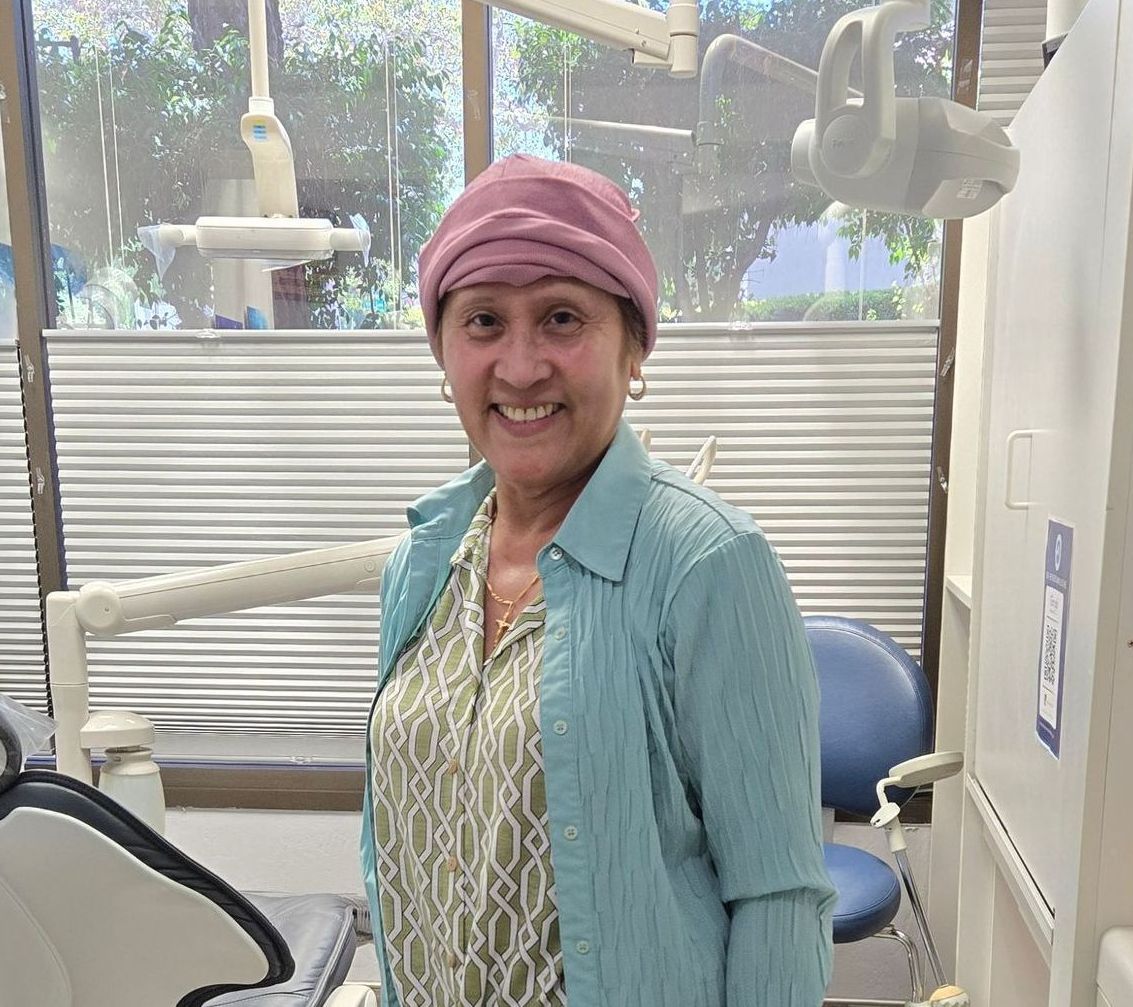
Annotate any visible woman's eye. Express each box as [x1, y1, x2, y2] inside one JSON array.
[[547, 310, 581, 328], [468, 312, 498, 330]]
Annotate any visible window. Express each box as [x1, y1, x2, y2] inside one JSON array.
[[33, 0, 465, 330], [45, 330, 468, 742], [28, 0, 470, 752], [1, 0, 958, 754]]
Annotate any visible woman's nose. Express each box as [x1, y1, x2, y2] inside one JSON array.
[[493, 332, 552, 388]]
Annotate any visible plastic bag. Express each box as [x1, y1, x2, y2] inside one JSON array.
[[0, 693, 56, 787]]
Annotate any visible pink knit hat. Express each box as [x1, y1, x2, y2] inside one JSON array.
[[418, 154, 659, 360]]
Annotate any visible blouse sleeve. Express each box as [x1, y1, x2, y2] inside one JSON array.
[[665, 529, 836, 1006]]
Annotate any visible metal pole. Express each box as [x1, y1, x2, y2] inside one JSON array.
[[895, 847, 949, 988]]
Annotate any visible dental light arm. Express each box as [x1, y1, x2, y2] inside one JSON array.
[[145, 0, 698, 270], [481, 0, 700, 77], [792, 0, 1019, 218], [141, 0, 370, 268], [46, 534, 407, 792]]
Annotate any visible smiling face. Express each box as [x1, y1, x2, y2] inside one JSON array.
[[437, 277, 642, 500]]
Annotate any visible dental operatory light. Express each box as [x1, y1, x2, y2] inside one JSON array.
[[140, 0, 370, 271], [792, 0, 1020, 219]]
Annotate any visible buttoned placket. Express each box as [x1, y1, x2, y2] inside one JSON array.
[[445, 531, 485, 982], [538, 544, 598, 994], [443, 512, 547, 989]]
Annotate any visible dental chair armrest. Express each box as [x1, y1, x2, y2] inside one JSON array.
[[323, 983, 379, 1007]]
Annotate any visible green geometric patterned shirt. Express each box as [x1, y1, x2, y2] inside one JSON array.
[[370, 492, 566, 1006]]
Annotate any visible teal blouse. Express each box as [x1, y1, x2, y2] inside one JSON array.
[[362, 419, 835, 1006]]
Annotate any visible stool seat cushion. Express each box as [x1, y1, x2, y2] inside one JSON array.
[[824, 842, 901, 944]]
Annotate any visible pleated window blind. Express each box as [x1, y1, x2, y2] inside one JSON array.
[[44, 322, 935, 750], [626, 323, 935, 656], [46, 332, 469, 742], [978, 0, 1048, 126], [0, 347, 45, 712]]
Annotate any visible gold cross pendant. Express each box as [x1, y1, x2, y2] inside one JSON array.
[[494, 617, 512, 640]]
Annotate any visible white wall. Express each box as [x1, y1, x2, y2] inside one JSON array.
[[165, 807, 366, 897]]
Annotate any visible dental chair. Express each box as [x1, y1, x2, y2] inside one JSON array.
[[806, 616, 967, 1007], [0, 709, 377, 1007]]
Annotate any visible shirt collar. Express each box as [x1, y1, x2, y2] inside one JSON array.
[[405, 418, 652, 583], [406, 458, 496, 537], [549, 419, 651, 583], [450, 490, 495, 567]]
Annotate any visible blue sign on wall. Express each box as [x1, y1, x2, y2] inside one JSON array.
[[1036, 518, 1074, 758]]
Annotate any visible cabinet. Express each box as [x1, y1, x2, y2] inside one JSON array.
[[933, 0, 1133, 1002]]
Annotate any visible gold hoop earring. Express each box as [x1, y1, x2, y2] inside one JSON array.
[[628, 374, 647, 401], [440, 374, 454, 403]]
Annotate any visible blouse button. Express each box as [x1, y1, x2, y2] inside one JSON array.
[[447, 950, 460, 967], [553, 720, 569, 735], [564, 825, 578, 841], [554, 627, 567, 641], [446, 855, 459, 873], [447, 758, 460, 776], [549, 546, 564, 561], [576, 940, 591, 955]]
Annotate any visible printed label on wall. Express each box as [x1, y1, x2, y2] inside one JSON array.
[[1036, 518, 1074, 758]]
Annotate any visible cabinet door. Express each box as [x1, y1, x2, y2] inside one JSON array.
[[972, 0, 1123, 914]]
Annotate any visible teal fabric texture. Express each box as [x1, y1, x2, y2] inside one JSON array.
[[361, 419, 835, 1006]]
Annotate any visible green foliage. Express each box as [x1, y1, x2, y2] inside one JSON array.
[[36, 5, 453, 328], [509, 0, 954, 321], [734, 287, 902, 322]]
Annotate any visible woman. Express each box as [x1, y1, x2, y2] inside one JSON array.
[[361, 154, 834, 1007]]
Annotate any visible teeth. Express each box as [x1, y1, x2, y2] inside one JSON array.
[[500, 404, 558, 422]]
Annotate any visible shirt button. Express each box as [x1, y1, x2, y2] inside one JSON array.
[[549, 546, 564, 561], [446, 855, 459, 873], [554, 627, 567, 641], [564, 825, 578, 841], [553, 720, 569, 735], [447, 950, 459, 967], [576, 940, 590, 955]]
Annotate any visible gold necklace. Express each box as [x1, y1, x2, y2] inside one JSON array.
[[484, 570, 541, 648]]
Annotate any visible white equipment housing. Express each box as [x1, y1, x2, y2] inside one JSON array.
[[791, 0, 1020, 219], [142, 2, 370, 269]]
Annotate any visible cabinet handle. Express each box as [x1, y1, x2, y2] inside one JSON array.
[[1005, 429, 1041, 510]]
